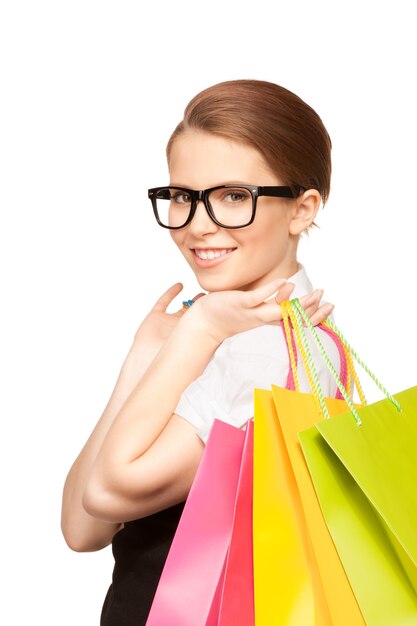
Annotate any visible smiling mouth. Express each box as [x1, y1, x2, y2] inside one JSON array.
[[193, 248, 236, 260]]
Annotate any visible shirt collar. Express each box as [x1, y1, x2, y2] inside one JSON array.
[[286, 262, 314, 298]]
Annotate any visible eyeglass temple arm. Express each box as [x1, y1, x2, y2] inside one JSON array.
[[258, 185, 302, 198]]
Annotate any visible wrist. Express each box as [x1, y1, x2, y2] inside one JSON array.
[[131, 307, 220, 409], [146, 306, 220, 380], [176, 303, 223, 350]]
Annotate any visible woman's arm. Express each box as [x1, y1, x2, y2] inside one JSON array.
[[82, 309, 220, 523], [61, 351, 153, 552], [61, 283, 198, 552], [82, 281, 333, 523]]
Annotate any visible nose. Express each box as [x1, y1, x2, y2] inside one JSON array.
[[187, 198, 219, 236]]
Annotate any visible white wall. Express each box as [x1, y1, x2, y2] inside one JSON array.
[[1, 1, 416, 624]]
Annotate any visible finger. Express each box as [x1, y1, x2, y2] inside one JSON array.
[[262, 285, 318, 313], [153, 283, 184, 312], [261, 299, 335, 327], [261, 282, 296, 317], [296, 295, 334, 326], [308, 302, 334, 326], [298, 289, 324, 309], [251, 280, 297, 323], [192, 292, 206, 302], [298, 290, 335, 327], [272, 282, 296, 304], [246, 278, 289, 307], [259, 287, 321, 323], [298, 290, 323, 324], [255, 285, 296, 322]]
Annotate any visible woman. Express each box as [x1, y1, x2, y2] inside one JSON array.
[[61, 79, 339, 625]]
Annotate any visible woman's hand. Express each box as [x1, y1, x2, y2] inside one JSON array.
[[186, 278, 334, 343], [130, 283, 204, 355]]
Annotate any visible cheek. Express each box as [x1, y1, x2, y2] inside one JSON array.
[[261, 209, 290, 242], [170, 231, 183, 250], [236, 215, 286, 251]]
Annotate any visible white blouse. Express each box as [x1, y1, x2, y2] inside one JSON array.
[[175, 263, 341, 443]]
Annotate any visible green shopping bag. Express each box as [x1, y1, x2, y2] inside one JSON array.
[[286, 299, 417, 626]]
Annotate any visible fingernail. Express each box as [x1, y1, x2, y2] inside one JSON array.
[[275, 279, 287, 288], [304, 292, 318, 304]]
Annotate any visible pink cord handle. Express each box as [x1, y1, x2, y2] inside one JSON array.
[[280, 320, 349, 400]]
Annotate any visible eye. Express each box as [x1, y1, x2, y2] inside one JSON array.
[[172, 191, 192, 204], [221, 189, 252, 203]]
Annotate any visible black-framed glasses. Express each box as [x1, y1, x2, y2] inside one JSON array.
[[148, 184, 303, 229]]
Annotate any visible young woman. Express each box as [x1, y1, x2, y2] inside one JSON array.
[[61, 79, 340, 625]]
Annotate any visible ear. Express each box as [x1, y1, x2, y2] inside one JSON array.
[[289, 189, 322, 236]]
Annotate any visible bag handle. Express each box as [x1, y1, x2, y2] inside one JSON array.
[[322, 320, 367, 405], [281, 299, 401, 426], [280, 318, 353, 400], [280, 315, 298, 391], [281, 300, 353, 421]]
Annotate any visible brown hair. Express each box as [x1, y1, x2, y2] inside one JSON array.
[[166, 79, 332, 231]]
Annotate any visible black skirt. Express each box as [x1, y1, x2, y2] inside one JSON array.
[[100, 501, 186, 626]]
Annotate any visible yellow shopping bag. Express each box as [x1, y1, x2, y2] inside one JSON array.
[[253, 304, 365, 625], [253, 388, 328, 626]]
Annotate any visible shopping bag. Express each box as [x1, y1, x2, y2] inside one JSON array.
[[300, 410, 417, 626], [217, 419, 254, 626], [313, 387, 417, 574], [146, 418, 248, 626], [287, 298, 417, 625], [271, 385, 366, 625], [253, 314, 365, 625], [253, 386, 319, 626]]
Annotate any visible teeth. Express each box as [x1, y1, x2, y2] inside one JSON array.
[[195, 248, 233, 260]]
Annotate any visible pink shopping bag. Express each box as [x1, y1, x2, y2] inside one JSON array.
[[217, 419, 254, 626], [146, 418, 247, 626]]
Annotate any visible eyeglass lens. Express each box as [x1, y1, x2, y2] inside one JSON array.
[[154, 187, 254, 228]]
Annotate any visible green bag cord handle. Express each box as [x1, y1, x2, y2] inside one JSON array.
[[290, 298, 402, 426], [290, 300, 362, 424]]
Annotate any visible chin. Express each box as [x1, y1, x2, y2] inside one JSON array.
[[195, 273, 246, 293]]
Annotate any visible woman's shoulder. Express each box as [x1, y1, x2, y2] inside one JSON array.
[[219, 324, 287, 359], [218, 313, 340, 366]]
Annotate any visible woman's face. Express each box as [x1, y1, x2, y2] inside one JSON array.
[[168, 130, 308, 293]]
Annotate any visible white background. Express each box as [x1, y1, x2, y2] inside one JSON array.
[[1, 1, 416, 624]]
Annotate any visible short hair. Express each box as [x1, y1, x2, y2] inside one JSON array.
[[166, 79, 332, 232]]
